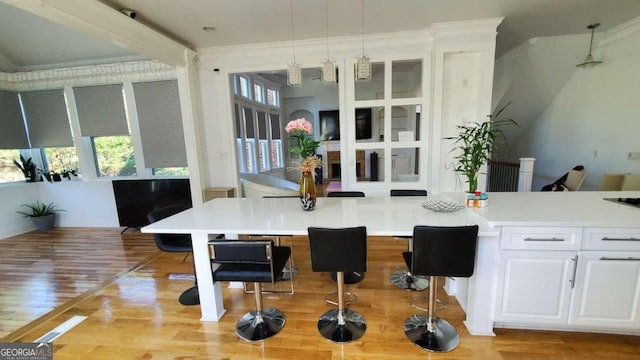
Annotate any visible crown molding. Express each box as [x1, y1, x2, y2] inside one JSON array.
[[0, 60, 176, 91]]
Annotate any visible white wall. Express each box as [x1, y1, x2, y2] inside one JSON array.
[[0, 180, 119, 239], [512, 21, 640, 191]]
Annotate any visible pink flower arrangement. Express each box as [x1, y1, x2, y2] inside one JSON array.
[[285, 118, 313, 134], [285, 118, 319, 159]]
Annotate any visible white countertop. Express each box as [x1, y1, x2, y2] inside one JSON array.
[[477, 191, 640, 227], [142, 195, 498, 237]]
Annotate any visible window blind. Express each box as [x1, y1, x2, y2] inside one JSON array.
[[132, 80, 187, 168], [0, 90, 29, 149], [20, 89, 73, 148], [74, 84, 129, 137]]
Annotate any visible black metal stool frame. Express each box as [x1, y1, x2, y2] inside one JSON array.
[[210, 240, 291, 342]]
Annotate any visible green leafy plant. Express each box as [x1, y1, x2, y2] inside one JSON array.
[[17, 201, 64, 217], [13, 155, 37, 182], [445, 103, 518, 193]]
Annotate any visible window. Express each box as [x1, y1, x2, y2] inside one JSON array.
[[0, 149, 24, 183], [266, 88, 278, 107], [254, 83, 265, 103], [43, 147, 79, 178], [232, 75, 283, 174], [153, 167, 188, 176], [239, 76, 251, 99], [92, 135, 136, 177]]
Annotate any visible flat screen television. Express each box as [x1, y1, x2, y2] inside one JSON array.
[[112, 179, 192, 228], [319, 108, 372, 141]]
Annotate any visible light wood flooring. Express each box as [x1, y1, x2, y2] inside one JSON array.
[[4, 229, 640, 359]]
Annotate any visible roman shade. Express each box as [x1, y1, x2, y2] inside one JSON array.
[[0, 90, 29, 149], [20, 89, 73, 148], [132, 80, 187, 168], [74, 84, 129, 137]]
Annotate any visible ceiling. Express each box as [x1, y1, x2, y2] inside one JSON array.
[[1, 0, 640, 73]]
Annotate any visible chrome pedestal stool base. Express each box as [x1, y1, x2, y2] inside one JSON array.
[[390, 270, 429, 291], [236, 307, 286, 342], [178, 286, 200, 305], [318, 309, 366, 343], [403, 315, 459, 352]]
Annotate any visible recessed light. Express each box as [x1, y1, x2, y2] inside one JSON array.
[[202, 26, 216, 32]]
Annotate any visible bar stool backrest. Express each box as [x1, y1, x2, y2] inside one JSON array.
[[327, 191, 365, 197], [390, 189, 427, 197], [308, 227, 367, 273], [146, 204, 192, 252], [211, 240, 289, 284], [411, 225, 479, 277]]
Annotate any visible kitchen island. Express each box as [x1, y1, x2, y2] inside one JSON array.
[[142, 191, 640, 336]]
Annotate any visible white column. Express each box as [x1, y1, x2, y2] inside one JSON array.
[[517, 157, 536, 192]]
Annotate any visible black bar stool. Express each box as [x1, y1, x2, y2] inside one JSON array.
[[325, 191, 366, 284], [147, 204, 200, 305], [210, 240, 291, 342], [308, 226, 367, 343], [389, 190, 429, 291], [403, 225, 478, 353]]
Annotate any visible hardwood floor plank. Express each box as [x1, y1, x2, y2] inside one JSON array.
[[0, 228, 159, 340], [4, 232, 640, 359]]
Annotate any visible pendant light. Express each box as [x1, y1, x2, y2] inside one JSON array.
[[287, 0, 302, 87], [321, 0, 337, 84], [355, 0, 371, 81], [576, 23, 603, 68]]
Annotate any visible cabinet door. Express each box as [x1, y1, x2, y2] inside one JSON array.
[[495, 251, 576, 325], [569, 252, 640, 328]]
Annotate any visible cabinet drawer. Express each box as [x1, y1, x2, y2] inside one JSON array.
[[583, 228, 640, 251], [500, 227, 582, 250]]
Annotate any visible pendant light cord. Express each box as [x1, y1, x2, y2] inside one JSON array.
[[290, 0, 297, 63], [325, 0, 330, 60], [361, 0, 365, 57], [587, 25, 595, 55]]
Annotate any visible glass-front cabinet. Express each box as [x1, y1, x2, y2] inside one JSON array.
[[351, 59, 426, 187]]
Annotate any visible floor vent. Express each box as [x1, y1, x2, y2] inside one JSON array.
[[33, 315, 87, 343]]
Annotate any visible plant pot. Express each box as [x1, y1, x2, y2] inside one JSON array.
[[32, 214, 55, 231]]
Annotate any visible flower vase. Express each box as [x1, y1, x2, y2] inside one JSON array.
[[299, 170, 316, 211]]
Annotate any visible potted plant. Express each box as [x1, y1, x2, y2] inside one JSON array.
[[446, 103, 518, 193], [13, 155, 38, 182], [16, 201, 64, 231]]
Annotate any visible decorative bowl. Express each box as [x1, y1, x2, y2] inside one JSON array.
[[421, 199, 465, 213]]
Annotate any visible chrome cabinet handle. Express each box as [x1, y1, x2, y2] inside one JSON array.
[[569, 255, 578, 289], [524, 237, 565, 242], [599, 257, 640, 261], [602, 237, 640, 241]]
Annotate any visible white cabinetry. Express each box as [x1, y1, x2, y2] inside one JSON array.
[[495, 251, 576, 324], [495, 226, 640, 333], [569, 251, 640, 328], [569, 227, 640, 329]]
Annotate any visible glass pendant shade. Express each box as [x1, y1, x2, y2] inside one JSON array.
[[321, 59, 337, 84], [355, 55, 371, 81], [287, 62, 302, 87]]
